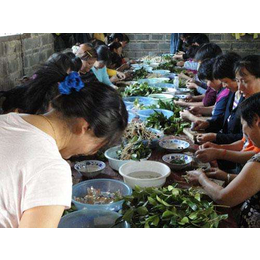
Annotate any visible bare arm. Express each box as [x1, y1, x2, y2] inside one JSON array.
[[174, 101, 203, 108], [200, 140, 244, 151], [218, 149, 257, 164], [197, 106, 213, 116], [219, 140, 244, 151], [195, 148, 257, 164], [180, 110, 204, 123], [199, 162, 260, 207], [19, 205, 65, 228], [191, 95, 205, 102]]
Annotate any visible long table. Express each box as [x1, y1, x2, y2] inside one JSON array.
[[71, 135, 238, 228]]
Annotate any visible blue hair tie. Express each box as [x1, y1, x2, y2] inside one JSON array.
[[59, 71, 84, 95]]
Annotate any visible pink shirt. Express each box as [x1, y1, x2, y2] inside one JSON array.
[[0, 113, 72, 228]]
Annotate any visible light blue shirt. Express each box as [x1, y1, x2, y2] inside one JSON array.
[[91, 66, 113, 87]]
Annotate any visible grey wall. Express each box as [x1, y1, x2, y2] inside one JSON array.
[[1, 33, 260, 90], [0, 33, 54, 91], [124, 33, 260, 59]]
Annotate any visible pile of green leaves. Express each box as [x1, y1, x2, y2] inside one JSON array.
[[157, 60, 177, 73], [178, 78, 187, 88], [152, 100, 183, 116], [117, 184, 228, 228], [162, 55, 173, 61], [145, 111, 190, 135], [122, 83, 166, 97], [132, 68, 149, 80], [117, 136, 151, 161], [134, 99, 183, 117]]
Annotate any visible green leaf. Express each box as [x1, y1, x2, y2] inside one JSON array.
[[137, 206, 149, 216], [148, 196, 157, 206], [189, 212, 198, 220], [186, 200, 198, 211], [168, 186, 174, 191], [170, 216, 177, 226], [122, 208, 134, 222], [171, 188, 180, 196], [162, 210, 175, 219], [144, 222, 150, 228], [156, 195, 171, 207], [195, 193, 201, 202], [178, 217, 189, 225], [152, 216, 160, 227]]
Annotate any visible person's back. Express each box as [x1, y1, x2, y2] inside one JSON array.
[[0, 113, 72, 228]]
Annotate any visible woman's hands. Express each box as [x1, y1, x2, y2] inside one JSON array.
[[186, 169, 206, 185], [188, 106, 202, 115], [205, 168, 229, 181], [177, 61, 185, 67], [199, 142, 220, 150], [186, 82, 198, 90], [116, 71, 126, 80], [180, 110, 193, 121], [174, 99, 189, 107], [191, 120, 209, 131], [195, 147, 223, 163], [173, 54, 183, 60], [196, 133, 217, 144], [184, 94, 193, 102]]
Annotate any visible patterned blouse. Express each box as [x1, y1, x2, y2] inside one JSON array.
[[239, 153, 260, 228]]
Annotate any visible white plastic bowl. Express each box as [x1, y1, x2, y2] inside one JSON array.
[[104, 145, 151, 171], [148, 93, 174, 103], [119, 161, 171, 189]]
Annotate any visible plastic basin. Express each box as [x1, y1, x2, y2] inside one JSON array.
[[72, 179, 132, 211], [58, 209, 130, 228]]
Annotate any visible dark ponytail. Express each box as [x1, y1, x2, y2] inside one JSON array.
[[51, 81, 128, 145], [24, 52, 82, 114]]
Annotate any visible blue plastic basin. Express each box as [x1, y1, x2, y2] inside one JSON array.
[[72, 179, 132, 211], [58, 209, 130, 228]]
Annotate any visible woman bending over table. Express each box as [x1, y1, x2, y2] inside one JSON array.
[[0, 74, 128, 228]]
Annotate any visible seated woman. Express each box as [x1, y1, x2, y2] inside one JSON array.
[[75, 43, 99, 83], [176, 57, 223, 115], [92, 45, 127, 88], [0, 73, 128, 228], [184, 43, 223, 96], [194, 55, 260, 168], [180, 58, 230, 121], [192, 53, 243, 145], [180, 45, 200, 71], [187, 92, 260, 227], [90, 45, 117, 88], [109, 42, 130, 72]]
